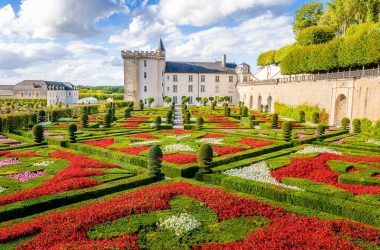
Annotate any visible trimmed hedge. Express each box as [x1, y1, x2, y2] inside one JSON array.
[[257, 50, 276, 66], [274, 102, 329, 124], [296, 25, 335, 46]]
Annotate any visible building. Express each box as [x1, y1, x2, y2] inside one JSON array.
[[122, 39, 246, 106], [0, 85, 14, 98], [0, 80, 79, 105]]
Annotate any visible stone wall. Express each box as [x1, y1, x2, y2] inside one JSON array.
[[237, 76, 380, 125]]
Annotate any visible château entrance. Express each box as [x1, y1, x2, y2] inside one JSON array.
[[334, 94, 348, 126]]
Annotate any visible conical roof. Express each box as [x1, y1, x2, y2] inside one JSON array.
[[156, 38, 166, 52]]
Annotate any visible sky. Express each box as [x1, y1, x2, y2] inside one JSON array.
[[0, 0, 323, 86]]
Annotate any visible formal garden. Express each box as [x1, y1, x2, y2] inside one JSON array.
[[0, 98, 379, 249]]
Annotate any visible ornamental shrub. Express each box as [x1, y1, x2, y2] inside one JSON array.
[[224, 106, 231, 117], [264, 105, 269, 113], [312, 112, 320, 124], [282, 121, 292, 141], [124, 108, 131, 118], [271, 114, 279, 128], [32, 125, 44, 143], [51, 110, 59, 122], [296, 25, 335, 46], [317, 124, 325, 138], [242, 106, 248, 117], [68, 124, 77, 143], [166, 110, 173, 124], [353, 119, 361, 134], [341, 117, 350, 131], [249, 115, 255, 128], [299, 111, 306, 123], [198, 144, 213, 174], [154, 116, 162, 130], [139, 100, 144, 111], [211, 101, 216, 110], [103, 113, 111, 128], [82, 106, 88, 115], [37, 110, 46, 123], [184, 111, 191, 124], [259, 104, 264, 112], [196, 116, 204, 130], [81, 114, 89, 128], [148, 145, 164, 179], [257, 50, 276, 66]]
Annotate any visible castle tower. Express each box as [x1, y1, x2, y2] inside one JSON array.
[[121, 39, 166, 106]]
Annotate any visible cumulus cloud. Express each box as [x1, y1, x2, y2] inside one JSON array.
[[0, 4, 16, 36], [157, 0, 294, 26], [67, 42, 108, 56]]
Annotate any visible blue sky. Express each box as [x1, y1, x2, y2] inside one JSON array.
[[0, 0, 323, 85]]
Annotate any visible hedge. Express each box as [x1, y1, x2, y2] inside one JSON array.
[[296, 25, 335, 46], [257, 50, 276, 66], [274, 102, 329, 124]]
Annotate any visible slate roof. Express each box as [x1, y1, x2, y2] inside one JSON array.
[[165, 61, 237, 74], [14, 80, 75, 90]]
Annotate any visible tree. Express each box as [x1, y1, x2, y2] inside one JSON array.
[[353, 119, 361, 134], [166, 110, 173, 124], [296, 25, 336, 45], [242, 106, 248, 117], [37, 110, 46, 123], [184, 111, 191, 124], [196, 116, 204, 130], [154, 116, 162, 130], [202, 97, 208, 106], [103, 113, 111, 128], [320, 0, 359, 34], [249, 115, 255, 128], [217, 96, 225, 104], [209, 97, 214, 102], [282, 121, 293, 141], [147, 97, 154, 107], [312, 112, 320, 124], [293, 2, 324, 33], [32, 125, 44, 143], [317, 124, 326, 139], [68, 124, 77, 143], [51, 110, 59, 122], [196, 97, 202, 104], [271, 114, 279, 129], [124, 108, 131, 118], [163, 96, 172, 105], [299, 111, 306, 123], [148, 145, 164, 179], [181, 96, 190, 104], [224, 106, 230, 117], [81, 114, 89, 128], [197, 144, 213, 176], [139, 100, 144, 111]]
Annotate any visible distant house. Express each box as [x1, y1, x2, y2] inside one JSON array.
[[0, 85, 14, 98], [253, 65, 283, 81], [8, 80, 79, 105], [78, 97, 98, 104]]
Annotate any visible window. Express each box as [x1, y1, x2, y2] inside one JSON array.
[[189, 75, 193, 82], [243, 76, 247, 82], [230, 96, 233, 103], [167, 87, 169, 91], [21, 92, 24, 97], [188, 85, 193, 92], [200, 85, 205, 93], [173, 75, 178, 82], [173, 85, 178, 93], [215, 76, 220, 82], [215, 85, 220, 93], [144, 60, 147, 67], [201, 75, 205, 82], [173, 96, 178, 104], [144, 86, 147, 92], [144, 99, 147, 104], [229, 76, 233, 82], [144, 72, 147, 79], [167, 75, 169, 80]]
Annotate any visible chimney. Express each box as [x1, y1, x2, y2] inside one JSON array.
[[222, 54, 226, 67]]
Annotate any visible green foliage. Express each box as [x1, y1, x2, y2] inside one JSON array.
[[148, 145, 163, 179], [163, 96, 172, 104], [293, 2, 324, 33], [296, 25, 336, 45], [201, 97, 208, 106], [275, 102, 328, 124], [139, 100, 144, 111], [259, 104, 264, 112], [166, 110, 173, 124], [103, 114, 111, 128], [198, 144, 213, 174], [274, 43, 298, 64], [299, 111, 306, 123], [271, 114, 279, 128], [32, 125, 44, 143], [282, 121, 292, 141], [147, 97, 155, 107], [312, 112, 320, 124], [51, 110, 59, 122], [353, 119, 361, 134], [184, 111, 191, 124], [249, 115, 255, 128], [154, 116, 162, 130], [181, 96, 190, 104], [196, 116, 204, 130], [341, 117, 350, 130], [224, 106, 230, 117], [317, 124, 326, 136], [68, 124, 78, 143], [257, 50, 276, 66], [124, 108, 131, 118], [37, 110, 46, 123], [81, 114, 89, 128], [242, 106, 248, 117]]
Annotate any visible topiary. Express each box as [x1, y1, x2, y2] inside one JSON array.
[[154, 116, 162, 130], [82, 106, 88, 115], [197, 144, 213, 177], [264, 105, 269, 113], [242, 106, 248, 117], [51, 110, 59, 122], [353, 119, 361, 134], [224, 106, 230, 117], [37, 110, 46, 123], [282, 121, 292, 141], [296, 25, 335, 46], [299, 111, 306, 123], [317, 124, 325, 140], [184, 111, 191, 124], [148, 145, 164, 179], [32, 125, 44, 143], [68, 124, 77, 143], [124, 108, 131, 118], [249, 115, 255, 128], [81, 114, 89, 128], [259, 104, 264, 112], [103, 113, 111, 128], [196, 116, 204, 130], [166, 110, 173, 124], [271, 114, 279, 129], [341, 117, 350, 131], [139, 100, 144, 111], [312, 112, 320, 124]]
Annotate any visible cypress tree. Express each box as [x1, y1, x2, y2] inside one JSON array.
[[103, 113, 111, 128], [37, 110, 46, 123], [196, 116, 204, 130], [271, 113, 279, 128], [148, 145, 164, 179], [353, 119, 361, 134], [154, 116, 162, 130], [197, 144, 213, 176], [81, 114, 89, 128], [51, 110, 59, 122], [312, 112, 320, 124], [166, 110, 173, 124], [299, 111, 306, 123], [68, 124, 77, 143], [32, 125, 44, 143], [341, 117, 350, 131], [282, 121, 292, 141], [249, 115, 255, 128]]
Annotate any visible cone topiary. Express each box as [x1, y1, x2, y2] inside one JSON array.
[[197, 144, 213, 176], [184, 111, 191, 124], [299, 111, 305, 123], [37, 110, 46, 123], [51, 110, 59, 122], [249, 115, 255, 128], [103, 113, 111, 128], [282, 121, 292, 141], [68, 124, 77, 143], [32, 125, 44, 143], [264, 105, 269, 113], [196, 116, 204, 130], [82, 106, 88, 115], [154, 116, 162, 130], [353, 119, 361, 134], [224, 106, 230, 117], [312, 112, 320, 124], [259, 104, 264, 112], [124, 108, 131, 118], [242, 106, 248, 117], [271, 114, 279, 129], [341, 117, 350, 131], [148, 145, 164, 179], [166, 110, 173, 124], [139, 100, 144, 111], [81, 114, 89, 128], [317, 124, 325, 140]]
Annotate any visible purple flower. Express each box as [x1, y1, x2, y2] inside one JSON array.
[[0, 158, 20, 168], [6, 170, 45, 182]]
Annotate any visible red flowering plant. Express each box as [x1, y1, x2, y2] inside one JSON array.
[[0, 151, 118, 205], [129, 133, 158, 139], [218, 122, 238, 128], [205, 115, 228, 122], [121, 122, 140, 128], [0, 151, 39, 158], [162, 153, 198, 164], [162, 129, 193, 135], [212, 146, 247, 156], [83, 138, 115, 148], [238, 138, 275, 148], [126, 117, 149, 121], [0, 182, 378, 249], [116, 146, 150, 156], [272, 153, 380, 195], [201, 133, 226, 139]]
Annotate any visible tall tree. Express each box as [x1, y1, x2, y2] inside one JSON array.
[[293, 2, 324, 33], [320, 0, 358, 35]]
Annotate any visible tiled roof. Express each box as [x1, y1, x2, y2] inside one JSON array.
[[165, 61, 237, 74]]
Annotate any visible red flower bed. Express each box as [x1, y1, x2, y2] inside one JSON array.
[[239, 138, 275, 148], [201, 133, 226, 139], [163, 129, 192, 135], [0, 182, 377, 249], [127, 117, 149, 121], [55, 123, 68, 127], [117, 146, 150, 156], [0, 151, 118, 205], [272, 153, 380, 195], [205, 115, 228, 122], [162, 153, 198, 164], [83, 138, 115, 148], [212, 146, 247, 156], [88, 117, 97, 121], [121, 122, 140, 128], [191, 111, 199, 115], [0, 151, 39, 157], [373, 173, 380, 178], [218, 122, 238, 128], [129, 133, 158, 139]]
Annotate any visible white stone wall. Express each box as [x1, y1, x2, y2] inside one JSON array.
[[138, 58, 165, 106]]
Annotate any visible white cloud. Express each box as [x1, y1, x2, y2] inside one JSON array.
[[157, 0, 294, 26], [67, 42, 108, 56], [0, 4, 16, 36]]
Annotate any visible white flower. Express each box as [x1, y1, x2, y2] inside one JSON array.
[[158, 213, 201, 237], [223, 161, 303, 191], [195, 138, 225, 145], [167, 134, 192, 140], [365, 138, 380, 146], [129, 140, 161, 145], [0, 187, 5, 193], [163, 143, 195, 152], [295, 146, 341, 155], [58, 118, 73, 121], [33, 161, 54, 167]]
